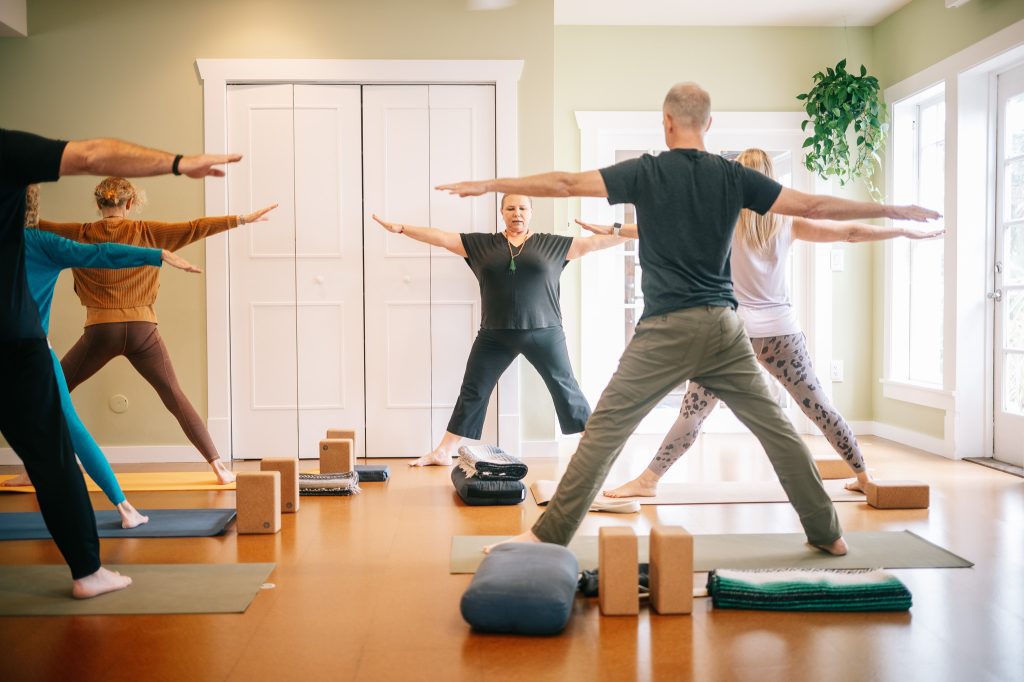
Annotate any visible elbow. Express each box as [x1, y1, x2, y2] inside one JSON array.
[[802, 197, 830, 221], [554, 173, 575, 198]]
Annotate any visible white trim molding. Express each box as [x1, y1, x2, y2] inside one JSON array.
[[846, 421, 950, 458], [196, 58, 524, 460], [881, 18, 1024, 459]]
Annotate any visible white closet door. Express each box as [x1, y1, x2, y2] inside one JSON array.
[[427, 85, 498, 446], [363, 86, 434, 456], [294, 85, 365, 458], [227, 84, 299, 457]]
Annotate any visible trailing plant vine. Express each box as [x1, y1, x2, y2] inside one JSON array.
[[797, 59, 888, 200]]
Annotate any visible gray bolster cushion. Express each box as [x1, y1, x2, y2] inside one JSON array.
[[460, 543, 579, 635]]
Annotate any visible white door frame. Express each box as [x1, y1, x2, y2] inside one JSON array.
[[576, 111, 833, 435], [196, 59, 524, 460]]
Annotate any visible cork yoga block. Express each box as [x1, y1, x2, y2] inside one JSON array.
[[598, 527, 639, 616], [865, 480, 930, 509], [260, 458, 300, 513], [236, 471, 281, 534], [814, 455, 852, 480], [649, 526, 694, 615], [326, 429, 357, 451], [319, 438, 355, 474]]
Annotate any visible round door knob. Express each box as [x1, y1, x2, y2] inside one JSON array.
[[314, 275, 325, 284]]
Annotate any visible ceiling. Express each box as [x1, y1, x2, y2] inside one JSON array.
[[554, 0, 917, 27]]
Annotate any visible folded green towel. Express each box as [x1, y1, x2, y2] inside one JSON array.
[[707, 568, 912, 612]]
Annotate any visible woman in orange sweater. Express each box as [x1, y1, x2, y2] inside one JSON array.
[[38, 177, 276, 484]]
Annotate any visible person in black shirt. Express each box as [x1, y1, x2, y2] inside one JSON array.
[[438, 82, 940, 554], [371, 194, 627, 466], [0, 129, 240, 598]]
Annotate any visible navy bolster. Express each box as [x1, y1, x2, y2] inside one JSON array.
[[460, 543, 579, 635]]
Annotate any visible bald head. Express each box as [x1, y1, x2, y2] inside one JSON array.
[[663, 82, 711, 131]]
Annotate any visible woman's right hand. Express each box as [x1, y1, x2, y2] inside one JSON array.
[[574, 218, 613, 235], [241, 204, 279, 225], [371, 214, 404, 234], [162, 250, 202, 273]]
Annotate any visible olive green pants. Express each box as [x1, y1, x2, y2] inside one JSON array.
[[532, 305, 842, 547]]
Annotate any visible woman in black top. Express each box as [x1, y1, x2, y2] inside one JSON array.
[[372, 194, 627, 466]]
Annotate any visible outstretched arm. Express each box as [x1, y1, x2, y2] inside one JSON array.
[[770, 187, 940, 223], [371, 214, 468, 257], [60, 138, 242, 178], [575, 219, 639, 239], [566, 223, 631, 260], [792, 218, 945, 243], [436, 170, 607, 199], [149, 203, 278, 251]]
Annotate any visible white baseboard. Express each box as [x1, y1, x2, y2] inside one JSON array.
[[0, 445, 207, 466], [847, 421, 952, 458]]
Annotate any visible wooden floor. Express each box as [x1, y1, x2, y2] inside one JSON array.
[[1, 434, 1021, 682]]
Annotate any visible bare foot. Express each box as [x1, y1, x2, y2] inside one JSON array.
[[212, 460, 236, 485], [845, 472, 871, 493], [2, 473, 31, 487], [408, 450, 453, 467], [812, 537, 849, 556], [483, 530, 542, 554], [603, 470, 661, 498], [117, 501, 149, 529], [72, 567, 132, 599]]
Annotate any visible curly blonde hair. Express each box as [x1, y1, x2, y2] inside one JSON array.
[[24, 185, 39, 228], [94, 177, 145, 211]]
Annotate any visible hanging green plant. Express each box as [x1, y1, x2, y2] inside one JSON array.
[[797, 58, 888, 200]]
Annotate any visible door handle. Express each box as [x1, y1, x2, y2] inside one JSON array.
[[403, 275, 411, 284], [987, 290, 1002, 302]]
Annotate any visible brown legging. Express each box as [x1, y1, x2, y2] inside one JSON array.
[[61, 321, 221, 464]]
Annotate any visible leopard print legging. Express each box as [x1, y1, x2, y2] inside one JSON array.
[[647, 332, 865, 476]]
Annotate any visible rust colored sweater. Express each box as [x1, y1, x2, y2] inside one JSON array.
[[38, 215, 239, 326]]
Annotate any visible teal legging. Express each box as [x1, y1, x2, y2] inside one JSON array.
[[50, 349, 125, 506]]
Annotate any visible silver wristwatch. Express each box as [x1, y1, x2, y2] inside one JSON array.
[[612, 222, 622, 236]]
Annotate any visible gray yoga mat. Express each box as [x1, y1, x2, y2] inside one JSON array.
[[0, 563, 275, 616], [450, 530, 973, 574], [0, 509, 237, 540]]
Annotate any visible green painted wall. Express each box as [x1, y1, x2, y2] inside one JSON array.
[[0, 0, 554, 447], [873, 0, 1024, 88]]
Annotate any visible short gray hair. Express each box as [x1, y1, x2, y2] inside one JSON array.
[[663, 82, 711, 130]]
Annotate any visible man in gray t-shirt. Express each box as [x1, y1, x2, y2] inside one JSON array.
[[439, 82, 939, 553]]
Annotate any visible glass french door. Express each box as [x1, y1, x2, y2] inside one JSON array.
[[994, 62, 1024, 466]]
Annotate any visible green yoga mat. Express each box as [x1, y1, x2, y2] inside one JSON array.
[[0, 563, 274, 616], [449, 531, 973, 574]]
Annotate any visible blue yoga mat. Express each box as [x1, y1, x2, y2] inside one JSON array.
[[0, 508, 237, 540]]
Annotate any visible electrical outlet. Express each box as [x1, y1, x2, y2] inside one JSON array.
[[830, 360, 844, 382], [830, 249, 845, 272]]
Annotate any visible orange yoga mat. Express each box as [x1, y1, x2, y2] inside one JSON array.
[[0, 472, 236, 493]]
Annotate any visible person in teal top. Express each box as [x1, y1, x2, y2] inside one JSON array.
[[3, 185, 201, 528]]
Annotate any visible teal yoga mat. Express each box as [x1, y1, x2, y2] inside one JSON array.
[[0, 509, 236, 540]]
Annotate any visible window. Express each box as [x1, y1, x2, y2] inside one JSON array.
[[888, 87, 946, 387]]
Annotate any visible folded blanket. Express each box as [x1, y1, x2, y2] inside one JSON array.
[[457, 445, 528, 481], [707, 568, 912, 612], [299, 471, 360, 496], [451, 466, 525, 506]]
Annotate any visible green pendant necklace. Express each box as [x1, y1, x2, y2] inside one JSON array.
[[506, 232, 530, 273]]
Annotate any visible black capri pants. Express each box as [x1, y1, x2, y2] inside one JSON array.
[[447, 326, 591, 439]]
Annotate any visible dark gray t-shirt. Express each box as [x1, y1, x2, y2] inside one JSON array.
[[461, 232, 573, 330], [599, 149, 782, 319]]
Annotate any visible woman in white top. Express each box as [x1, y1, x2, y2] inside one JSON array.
[[579, 147, 943, 497]]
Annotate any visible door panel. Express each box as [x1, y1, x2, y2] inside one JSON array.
[[294, 84, 365, 458], [427, 85, 498, 446], [227, 83, 299, 458], [363, 86, 434, 456]]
